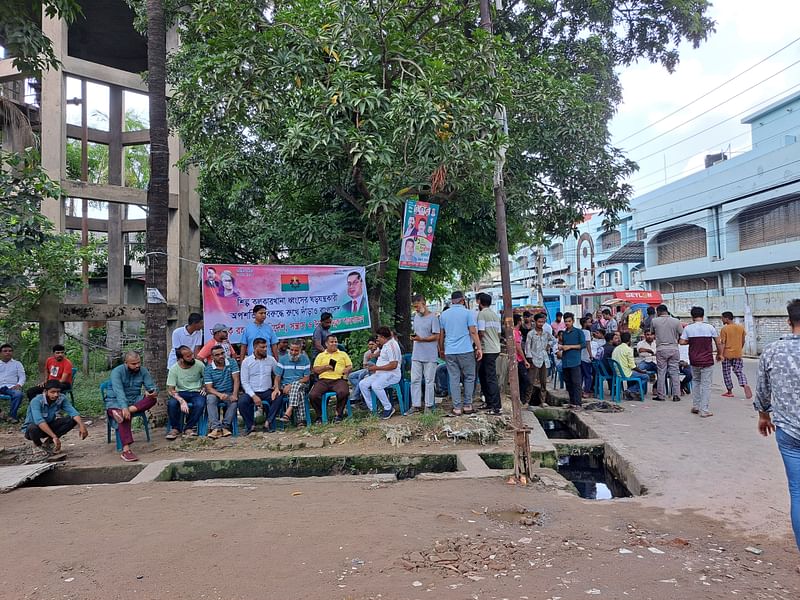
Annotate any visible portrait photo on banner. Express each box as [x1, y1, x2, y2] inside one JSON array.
[[201, 264, 371, 342], [398, 197, 439, 272]]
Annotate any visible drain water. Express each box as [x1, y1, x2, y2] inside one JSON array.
[[557, 455, 631, 500]]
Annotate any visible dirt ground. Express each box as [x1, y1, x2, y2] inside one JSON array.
[[1, 477, 797, 600]]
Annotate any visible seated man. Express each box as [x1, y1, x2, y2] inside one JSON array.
[[348, 337, 379, 405], [611, 332, 650, 400], [166, 345, 207, 439], [239, 338, 279, 434], [358, 327, 402, 420], [105, 350, 158, 461], [635, 330, 659, 375], [273, 339, 311, 425], [23, 381, 88, 455], [310, 335, 352, 423], [204, 345, 240, 438], [679, 344, 693, 394], [26, 344, 74, 402], [0, 343, 26, 423], [197, 323, 235, 363]]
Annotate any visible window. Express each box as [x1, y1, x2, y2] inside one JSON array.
[[656, 225, 707, 265], [551, 278, 566, 287], [599, 272, 610, 287], [734, 268, 800, 287], [550, 244, 564, 261], [738, 196, 800, 250], [599, 230, 621, 251], [630, 270, 640, 286], [517, 255, 529, 269], [636, 229, 646, 241], [613, 270, 623, 286], [658, 277, 719, 293]]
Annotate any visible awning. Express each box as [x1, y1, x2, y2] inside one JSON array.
[[603, 290, 662, 305], [604, 241, 644, 264]]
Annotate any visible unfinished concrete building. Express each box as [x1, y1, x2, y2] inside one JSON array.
[[0, 0, 201, 369]]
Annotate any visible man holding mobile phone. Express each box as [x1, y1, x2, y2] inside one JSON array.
[[310, 335, 353, 423]]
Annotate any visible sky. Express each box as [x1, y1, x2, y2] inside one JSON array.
[[609, 0, 800, 199]]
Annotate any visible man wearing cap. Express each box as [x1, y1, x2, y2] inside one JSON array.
[[197, 323, 236, 363], [438, 291, 483, 416]]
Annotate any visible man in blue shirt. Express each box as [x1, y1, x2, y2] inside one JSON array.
[[105, 350, 158, 462], [204, 345, 241, 439], [558, 312, 585, 408], [438, 291, 483, 416], [238, 304, 279, 361], [23, 381, 88, 455], [274, 338, 312, 425]]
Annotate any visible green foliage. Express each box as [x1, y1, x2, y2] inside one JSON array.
[[0, 149, 90, 334], [0, 0, 82, 74]]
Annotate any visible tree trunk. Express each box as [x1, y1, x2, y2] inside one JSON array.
[[394, 268, 412, 352], [145, 0, 169, 418], [368, 220, 389, 330]]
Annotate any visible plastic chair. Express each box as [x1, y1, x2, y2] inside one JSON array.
[[609, 360, 647, 403], [102, 380, 151, 451], [320, 391, 351, 424], [370, 383, 406, 415], [198, 399, 239, 436], [592, 360, 613, 400]]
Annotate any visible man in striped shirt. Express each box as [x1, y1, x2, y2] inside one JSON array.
[[203, 345, 240, 438]]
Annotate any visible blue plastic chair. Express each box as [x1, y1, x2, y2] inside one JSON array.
[[370, 383, 406, 415], [198, 399, 239, 436], [610, 360, 647, 403], [321, 391, 351, 424], [102, 380, 152, 451], [592, 360, 614, 400]]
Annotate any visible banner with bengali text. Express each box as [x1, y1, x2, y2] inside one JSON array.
[[202, 264, 371, 341], [398, 198, 439, 271]]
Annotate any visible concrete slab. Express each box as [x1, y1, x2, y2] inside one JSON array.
[[0, 463, 57, 493]]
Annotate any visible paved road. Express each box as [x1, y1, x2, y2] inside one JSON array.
[[581, 357, 792, 540]]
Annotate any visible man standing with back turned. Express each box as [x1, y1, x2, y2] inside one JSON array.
[[754, 299, 800, 565], [651, 304, 683, 402], [719, 311, 752, 399]]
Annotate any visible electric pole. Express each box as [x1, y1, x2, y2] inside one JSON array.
[[479, 0, 532, 484]]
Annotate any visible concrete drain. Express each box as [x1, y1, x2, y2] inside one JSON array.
[[22, 464, 145, 487]]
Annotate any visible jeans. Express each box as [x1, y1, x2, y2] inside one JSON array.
[[435, 363, 450, 396], [477, 353, 500, 410], [238, 390, 275, 432], [516, 361, 530, 405], [563, 365, 582, 406], [359, 371, 401, 411], [166, 391, 206, 433], [580, 361, 593, 393], [24, 416, 76, 445], [206, 394, 238, 430], [656, 347, 681, 399], [445, 352, 476, 409], [0, 386, 24, 419], [348, 369, 369, 402], [411, 360, 438, 408], [637, 361, 658, 375], [776, 428, 800, 552], [626, 371, 650, 395], [691, 365, 714, 412]]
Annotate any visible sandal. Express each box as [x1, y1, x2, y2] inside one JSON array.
[[462, 406, 475, 415], [445, 409, 463, 417], [276, 414, 291, 423]]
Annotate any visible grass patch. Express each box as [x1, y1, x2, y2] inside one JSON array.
[[414, 409, 444, 430], [70, 370, 110, 416]]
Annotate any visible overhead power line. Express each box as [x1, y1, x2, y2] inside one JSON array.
[[616, 34, 800, 144]]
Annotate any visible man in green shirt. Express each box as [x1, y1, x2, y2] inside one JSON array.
[[611, 332, 650, 400], [476, 292, 502, 414], [166, 345, 207, 439]]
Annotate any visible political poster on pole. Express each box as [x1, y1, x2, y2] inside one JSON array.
[[202, 264, 371, 341], [398, 198, 439, 271]]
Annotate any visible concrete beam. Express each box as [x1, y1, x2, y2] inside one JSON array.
[[121, 130, 150, 146], [61, 180, 178, 208], [59, 304, 178, 322], [66, 124, 110, 144], [0, 58, 22, 80], [64, 216, 147, 233], [61, 56, 147, 93]]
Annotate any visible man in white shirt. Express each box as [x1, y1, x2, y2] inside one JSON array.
[[635, 330, 658, 375], [167, 313, 204, 369], [238, 338, 279, 434], [358, 326, 402, 419], [0, 343, 26, 423]]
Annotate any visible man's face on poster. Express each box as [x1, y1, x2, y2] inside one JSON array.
[[347, 274, 363, 300], [404, 239, 415, 259], [206, 267, 217, 284]]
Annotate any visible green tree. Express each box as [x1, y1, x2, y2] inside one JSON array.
[[167, 0, 714, 338]]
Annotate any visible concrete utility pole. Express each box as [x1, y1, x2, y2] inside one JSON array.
[[479, 0, 532, 484], [536, 246, 545, 305]]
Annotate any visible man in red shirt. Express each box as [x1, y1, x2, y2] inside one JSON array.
[[26, 344, 74, 400]]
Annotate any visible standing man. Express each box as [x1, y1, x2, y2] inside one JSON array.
[[525, 313, 555, 408], [168, 313, 204, 369], [105, 350, 158, 461], [476, 293, 502, 414], [26, 344, 74, 401], [580, 316, 594, 398], [238, 305, 279, 362], [273, 339, 312, 425], [203, 345, 240, 439], [551, 312, 566, 336], [165, 345, 207, 439], [359, 327, 403, 419], [312, 312, 333, 360], [407, 294, 440, 415], [239, 338, 279, 434], [642, 306, 656, 334], [651, 304, 683, 402], [754, 298, 800, 558], [438, 291, 483, 416], [197, 323, 235, 363], [558, 312, 585, 409], [310, 335, 352, 423], [719, 311, 752, 399], [680, 306, 722, 418], [0, 343, 26, 423], [23, 381, 88, 455]]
